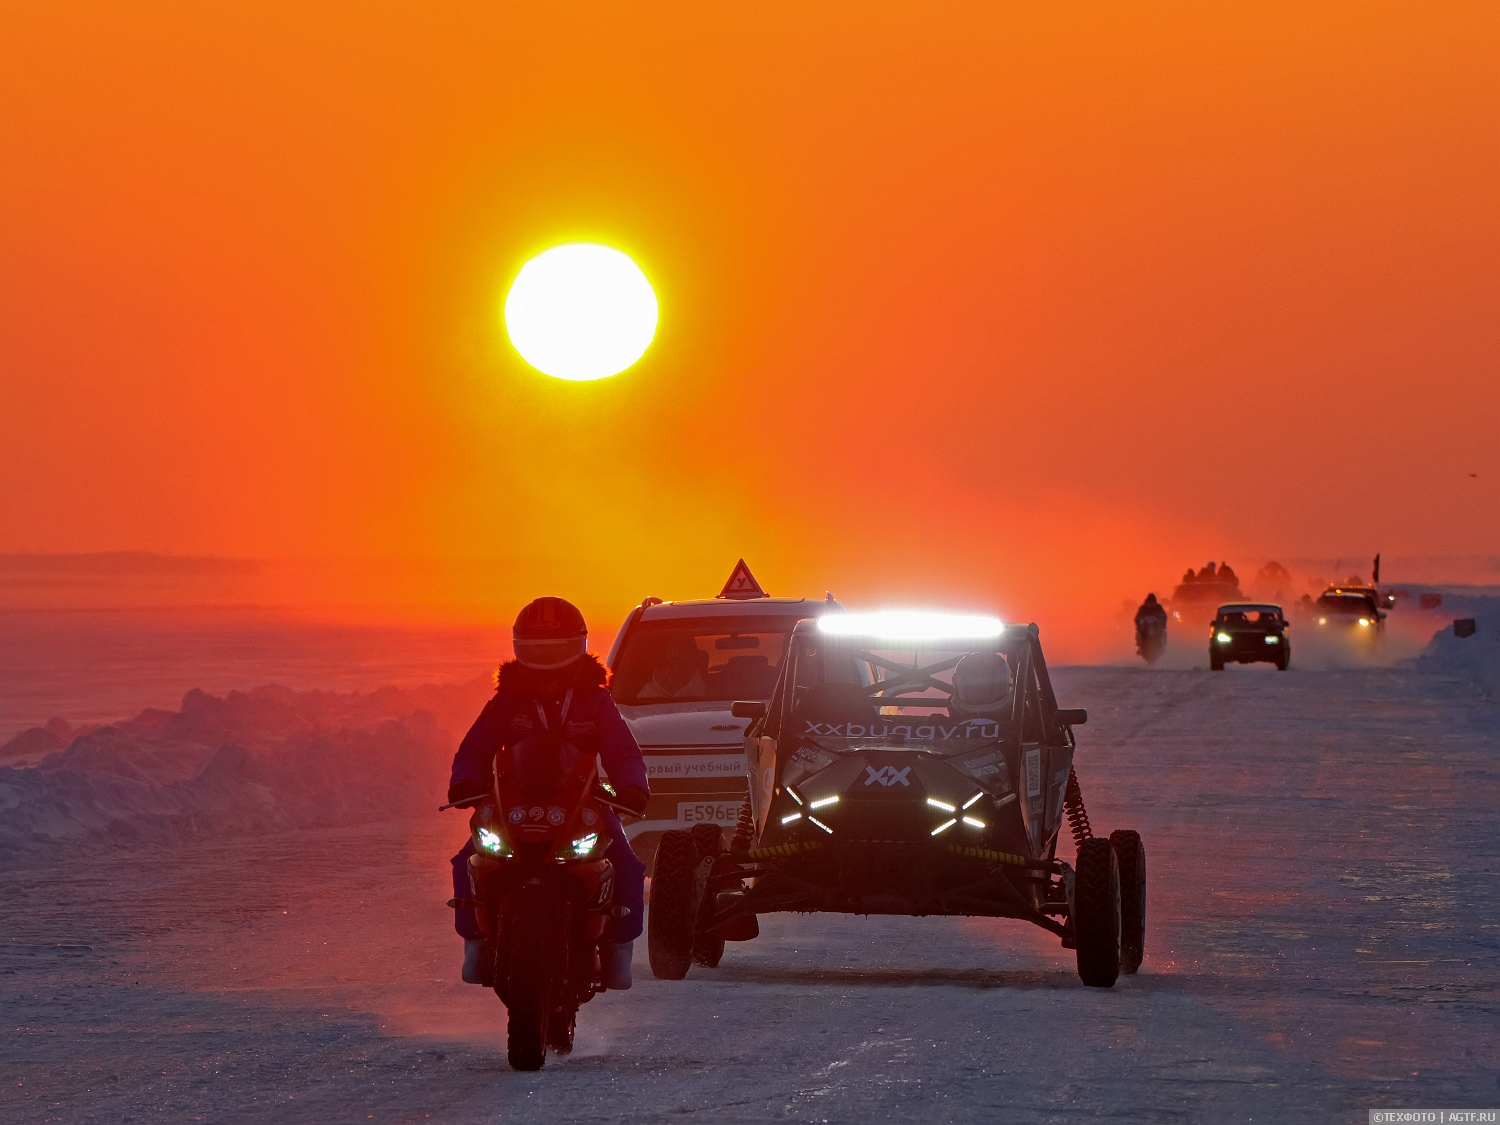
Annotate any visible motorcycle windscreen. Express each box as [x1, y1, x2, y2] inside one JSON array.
[[512, 735, 581, 802]]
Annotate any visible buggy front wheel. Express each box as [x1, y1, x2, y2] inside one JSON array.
[[1074, 838, 1121, 988], [688, 824, 727, 969], [1109, 830, 1146, 975], [648, 830, 696, 980]]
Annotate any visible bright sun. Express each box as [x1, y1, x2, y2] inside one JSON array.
[[503, 244, 658, 381]]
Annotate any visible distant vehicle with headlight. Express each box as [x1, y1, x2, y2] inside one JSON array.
[[607, 561, 832, 869], [645, 611, 1146, 989], [1313, 586, 1386, 643], [1208, 602, 1290, 671]]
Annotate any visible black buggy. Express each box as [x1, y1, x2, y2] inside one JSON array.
[[646, 613, 1145, 988]]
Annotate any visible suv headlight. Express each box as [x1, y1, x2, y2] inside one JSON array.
[[1215, 632, 1232, 644]]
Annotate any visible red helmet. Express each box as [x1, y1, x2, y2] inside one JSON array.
[[512, 597, 588, 670]]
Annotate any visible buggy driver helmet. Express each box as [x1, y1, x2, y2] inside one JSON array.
[[950, 652, 1012, 717], [512, 597, 588, 670]]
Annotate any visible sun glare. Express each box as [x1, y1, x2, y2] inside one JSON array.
[[503, 244, 658, 381]]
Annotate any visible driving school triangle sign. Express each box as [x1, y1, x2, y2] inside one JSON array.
[[717, 559, 768, 600]]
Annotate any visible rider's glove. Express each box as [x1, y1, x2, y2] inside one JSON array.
[[615, 785, 650, 817], [447, 778, 492, 806]]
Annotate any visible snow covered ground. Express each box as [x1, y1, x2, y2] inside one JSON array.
[[2, 665, 1497, 1123]]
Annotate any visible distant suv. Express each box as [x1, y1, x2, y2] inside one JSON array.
[[607, 562, 831, 863], [1209, 603, 1289, 671]]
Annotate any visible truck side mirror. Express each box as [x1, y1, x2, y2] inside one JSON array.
[[730, 701, 767, 720]]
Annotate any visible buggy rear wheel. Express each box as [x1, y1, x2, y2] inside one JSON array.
[[1109, 830, 1146, 974], [1074, 838, 1121, 988], [688, 824, 727, 968], [648, 830, 696, 980]]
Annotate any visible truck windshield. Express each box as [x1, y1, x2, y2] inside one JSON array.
[[611, 616, 803, 706], [1318, 594, 1374, 616]]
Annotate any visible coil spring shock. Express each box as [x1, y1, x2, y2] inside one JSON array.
[[729, 799, 755, 852], [1063, 767, 1093, 849]]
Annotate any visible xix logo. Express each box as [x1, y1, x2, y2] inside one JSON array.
[[863, 765, 912, 787]]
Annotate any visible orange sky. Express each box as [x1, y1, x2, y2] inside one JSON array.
[[2, 3, 1498, 649]]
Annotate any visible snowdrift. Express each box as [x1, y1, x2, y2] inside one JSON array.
[[1415, 597, 1500, 694], [0, 679, 493, 852]]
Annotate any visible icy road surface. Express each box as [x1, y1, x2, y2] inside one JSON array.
[[3, 666, 1497, 1123]]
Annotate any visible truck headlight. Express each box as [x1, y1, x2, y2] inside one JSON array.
[[1264, 635, 1280, 644], [1216, 632, 1232, 644]]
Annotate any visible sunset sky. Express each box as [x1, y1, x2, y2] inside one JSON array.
[[2, 3, 1497, 647]]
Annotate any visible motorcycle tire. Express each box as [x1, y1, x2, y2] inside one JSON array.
[[1073, 837, 1121, 988], [1109, 829, 1146, 975], [505, 904, 559, 1071], [689, 825, 727, 968], [648, 830, 697, 980]]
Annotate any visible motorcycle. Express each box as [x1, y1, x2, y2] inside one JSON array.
[[1136, 615, 1167, 664], [444, 734, 633, 1071]]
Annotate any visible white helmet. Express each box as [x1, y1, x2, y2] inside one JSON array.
[[951, 652, 1012, 717]]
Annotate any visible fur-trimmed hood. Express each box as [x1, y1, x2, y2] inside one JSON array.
[[495, 652, 609, 698]]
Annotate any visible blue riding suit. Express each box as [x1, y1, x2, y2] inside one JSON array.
[[449, 654, 649, 943]]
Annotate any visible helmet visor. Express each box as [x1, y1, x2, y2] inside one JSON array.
[[513, 634, 587, 670]]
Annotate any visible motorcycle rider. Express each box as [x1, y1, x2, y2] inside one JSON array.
[[1134, 593, 1168, 640], [447, 597, 650, 990]]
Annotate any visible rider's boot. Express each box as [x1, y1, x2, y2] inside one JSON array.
[[461, 938, 485, 984], [601, 940, 633, 990]]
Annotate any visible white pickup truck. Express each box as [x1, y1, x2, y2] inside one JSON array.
[[605, 563, 831, 865]]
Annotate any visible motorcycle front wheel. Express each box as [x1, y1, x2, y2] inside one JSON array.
[[505, 906, 561, 1070]]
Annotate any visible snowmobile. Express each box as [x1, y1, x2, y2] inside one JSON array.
[[445, 734, 632, 1070], [647, 613, 1145, 988]]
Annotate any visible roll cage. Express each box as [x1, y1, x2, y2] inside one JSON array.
[[749, 621, 1085, 753]]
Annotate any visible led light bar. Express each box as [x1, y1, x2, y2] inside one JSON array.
[[962, 817, 986, 829], [930, 818, 958, 836], [961, 792, 984, 810], [926, 797, 957, 813], [807, 817, 833, 834], [781, 812, 803, 824], [818, 611, 1004, 642], [808, 795, 840, 810]]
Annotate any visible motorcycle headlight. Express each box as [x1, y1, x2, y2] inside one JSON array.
[[555, 832, 604, 862], [475, 826, 511, 857]]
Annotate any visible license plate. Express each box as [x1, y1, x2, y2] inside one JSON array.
[[677, 801, 742, 827]]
